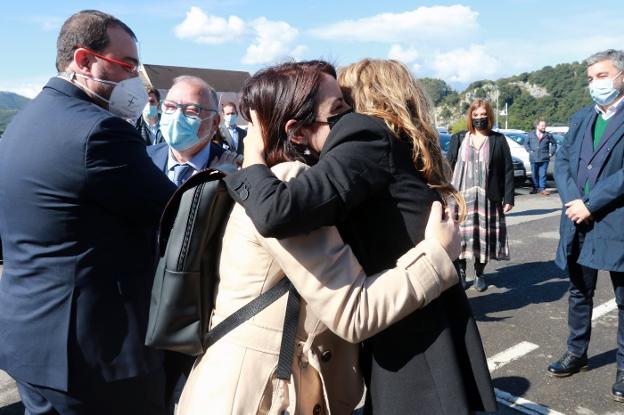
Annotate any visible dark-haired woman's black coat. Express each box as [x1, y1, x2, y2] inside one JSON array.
[[224, 112, 497, 415]]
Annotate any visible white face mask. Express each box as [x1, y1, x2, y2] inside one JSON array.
[[589, 71, 623, 107], [74, 73, 148, 121]]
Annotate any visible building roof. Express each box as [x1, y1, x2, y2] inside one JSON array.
[[140, 64, 251, 93]]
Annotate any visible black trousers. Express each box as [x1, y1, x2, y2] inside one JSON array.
[[15, 370, 166, 415]]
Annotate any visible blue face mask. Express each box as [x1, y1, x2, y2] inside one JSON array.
[[160, 109, 213, 151], [143, 104, 158, 119], [589, 71, 623, 106]]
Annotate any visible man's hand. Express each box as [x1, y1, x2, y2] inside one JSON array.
[[425, 201, 461, 260], [565, 199, 592, 224], [242, 110, 267, 168], [503, 203, 513, 213], [209, 151, 239, 174]]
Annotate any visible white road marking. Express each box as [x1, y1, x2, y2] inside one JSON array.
[[495, 388, 567, 415], [487, 341, 540, 372], [592, 298, 617, 321]]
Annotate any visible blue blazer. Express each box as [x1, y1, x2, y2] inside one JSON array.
[[0, 77, 177, 391], [555, 104, 624, 272], [524, 130, 557, 163], [147, 141, 225, 177]]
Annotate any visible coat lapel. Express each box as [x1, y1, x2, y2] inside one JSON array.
[[591, 107, 624, 161], [572, 108, 596, 178]]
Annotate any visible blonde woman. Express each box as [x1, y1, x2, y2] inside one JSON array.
[[225, 59, 496, 414], [177, 61, 462, 415]]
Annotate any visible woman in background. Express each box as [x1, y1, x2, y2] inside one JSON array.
[[447, 99, 514, 291]]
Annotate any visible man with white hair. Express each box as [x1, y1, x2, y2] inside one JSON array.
[[147, 76, 235, 187], [146, 75, 236, 413], [549, 49, 624, 402]]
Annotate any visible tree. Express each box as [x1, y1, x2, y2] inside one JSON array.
[[419, 78, 455, 106]]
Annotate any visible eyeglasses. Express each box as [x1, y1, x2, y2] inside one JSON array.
[[314, 107, 353, 129], [161, 100, 218, 119], [81, 47, 139, 74]]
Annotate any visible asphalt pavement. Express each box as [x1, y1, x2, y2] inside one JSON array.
[[2, 182, 623, 414]]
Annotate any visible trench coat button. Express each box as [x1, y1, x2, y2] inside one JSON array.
[[320, 350, 332, 362], [587, 164, 592, 170], [239, 185, 249, 200], [313, 404, 322, 415]]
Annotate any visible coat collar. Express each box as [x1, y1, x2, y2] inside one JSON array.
[[43, 76, 93, 103]]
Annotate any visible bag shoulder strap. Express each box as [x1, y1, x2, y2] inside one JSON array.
[[203, 278, 300, 380]]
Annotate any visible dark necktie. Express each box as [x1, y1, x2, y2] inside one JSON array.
[[172, 164, 193, 186]]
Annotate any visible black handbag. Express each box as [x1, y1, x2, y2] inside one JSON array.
[[145, 169, 299, 376]]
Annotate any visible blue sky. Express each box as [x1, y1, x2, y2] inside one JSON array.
[[2, 1, 624, 97]]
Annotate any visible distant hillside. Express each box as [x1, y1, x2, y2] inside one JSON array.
[[0, 91, 30, 110], [0, 92, 31, 136], [421, 61, 593, 131]]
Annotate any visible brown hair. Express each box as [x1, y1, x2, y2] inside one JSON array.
[[221, 102, 238, 113], [56, 10, 136, 72], [466, 99, 495, 134], [239, 60, 336, 167], [338, 59, 464, 217], [147, 87, 160, 101]]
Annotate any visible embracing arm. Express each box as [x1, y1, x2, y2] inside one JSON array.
[[223, 115, 392, 238], [258, 203, 459, 343]]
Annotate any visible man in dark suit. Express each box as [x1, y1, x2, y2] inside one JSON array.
[[146, 75, 233, 413], [548, 49, 624, 403], [136, 87, 164, 146], [0, 10, 176, 415], [219, 101, 246, 155], [524, 119, 557, 195]]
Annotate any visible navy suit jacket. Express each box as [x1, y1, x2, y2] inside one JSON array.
[[0, 77, 177, 391], [555, 104, 624, 272], [146, 141, 225, 179], [219, 125, 246, 155]]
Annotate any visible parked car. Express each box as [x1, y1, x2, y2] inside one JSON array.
[[512, 155, 527, 186], [438, 132, 452, 156]]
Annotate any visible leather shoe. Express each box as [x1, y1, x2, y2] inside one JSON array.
[[529, 188, 538, 194], [547, 352, 588, 377], [474, 275, 487, 292], [540, 190, 550, 196], [612, 369, 624, 402]]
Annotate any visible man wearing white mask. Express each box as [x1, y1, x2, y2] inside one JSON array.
[[136, 87, 164, 145], [219, 101, 247, 155], [0, 10, 176, 415], [549, 49, 624, 403]]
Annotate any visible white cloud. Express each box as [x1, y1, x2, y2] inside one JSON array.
[[388, 44, 419, 63], [309, 5, 478, 43], [431, 45, 501, 83], [242, 17, 299, 65], [173, 7, 303, 65], [0, 78, 47, 99], [174, 6, 246, 44]]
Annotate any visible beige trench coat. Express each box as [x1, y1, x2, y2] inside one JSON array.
[[177, 161, 457, 415]]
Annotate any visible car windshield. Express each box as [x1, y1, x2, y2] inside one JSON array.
[[506, 132, 528, 145]]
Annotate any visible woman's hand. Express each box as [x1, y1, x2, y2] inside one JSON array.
[[425, 201, 461, 260], [503, 203, 513, 213], [242, 110, 267, 168]]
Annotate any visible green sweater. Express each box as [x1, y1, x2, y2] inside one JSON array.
[[584, 114, 610, 195]]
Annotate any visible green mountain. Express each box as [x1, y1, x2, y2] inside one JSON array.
[[421, 61, 593, 132], [0, 92, 31, 136]]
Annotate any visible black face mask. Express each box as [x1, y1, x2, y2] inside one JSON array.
[[472, 117, 488, 131], [325, 107, 354, 129]]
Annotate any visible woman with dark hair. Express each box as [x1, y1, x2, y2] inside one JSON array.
[[447, 99, 514, 292], [224, 59, 497, 415], [176, 61, 461, 414]]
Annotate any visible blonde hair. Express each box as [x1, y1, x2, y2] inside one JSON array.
[[338, 59, 465, 219]]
